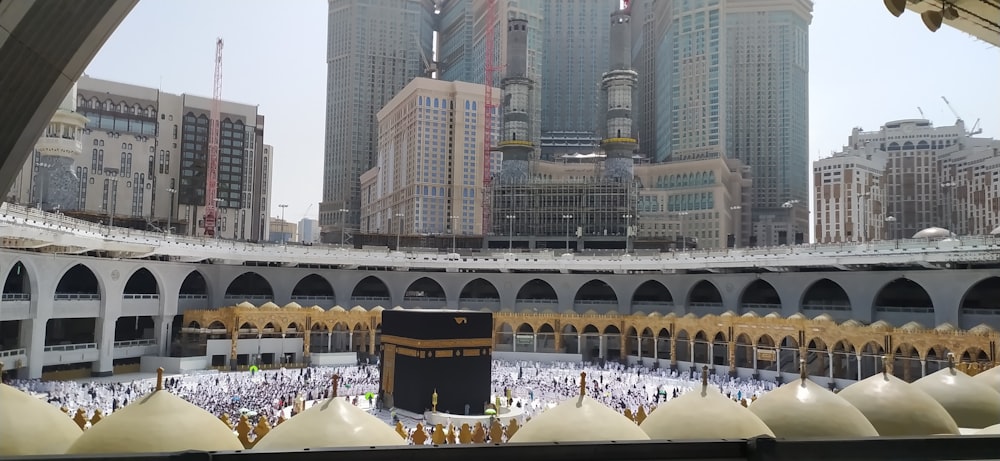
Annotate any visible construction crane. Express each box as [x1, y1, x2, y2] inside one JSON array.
[[917, 107, 925, 118], [481, 0, 499, 236], [205, 38, 224, 237], [941, 96, 964, 124]]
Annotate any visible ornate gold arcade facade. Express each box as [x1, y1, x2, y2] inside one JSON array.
[[181, 302, 998, 382]]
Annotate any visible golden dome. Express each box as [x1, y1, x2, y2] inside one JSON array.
[[913, 357, 1000, 429], [66, 369, 243, 454], [509, 372, 649, 444], [236, 301, 256, 309], [972, 365, 1000, 393], [283, 302, 302, 309], [838, 362, 959, 436], [0, 379, 82, 455], [254, 376, 404, 450], [749, 362, 879, 438], [259, 301, 280, 310], [640, 366, 773, 440]]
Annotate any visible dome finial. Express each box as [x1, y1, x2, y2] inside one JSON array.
[[156, 367, 164, 391], [881, 355, 890, 377], [332, 374, 340, 398], [947, 352, 956, 371], [579, 371, 587, 397], [799, 358, 807, 384]]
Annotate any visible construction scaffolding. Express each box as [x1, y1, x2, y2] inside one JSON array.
[[490, 178, 639, 239]]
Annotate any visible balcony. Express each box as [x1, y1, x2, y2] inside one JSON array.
[[0, 348, 26, 370], [43, 342, 98, 366], [35, 136, 82, 157], [113, 338, 157, 358]]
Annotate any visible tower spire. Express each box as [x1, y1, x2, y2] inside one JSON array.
[[601, 5, 638, 181]]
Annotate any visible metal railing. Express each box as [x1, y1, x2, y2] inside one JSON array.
[[123, 293, 159, 300], [1, 293, 29, 301], [43, 343, 96, 352], [53, 293, 100, 300]]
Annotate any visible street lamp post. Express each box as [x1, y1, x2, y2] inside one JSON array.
[[885, 215, 897, 240], [395, 212, 404, 250], [165, 188, 176, 235], [562, 214, 574, 252], [337, 208, 349, 245], [449, 215, 459, 253], [729, 205, 742, 248], [622, 214, 633, 253], [506, 214, 516, 251], [781, 200, 800, 245], [278, 204, 288, 246]]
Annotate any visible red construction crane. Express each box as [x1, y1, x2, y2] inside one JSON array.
[[482, 0, 499, 235], [204, 38, 223, 237]]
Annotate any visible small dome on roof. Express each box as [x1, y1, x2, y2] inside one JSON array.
[[392, 306, 405, 310], [631, 310, 646, 317], [308, 305, 325, 312], [912, 358, 1000, 429], [719, 310, 736, 318], [663, 312, 678, 318], [839, 365, 959, 436], [749, 363, 879, 438], [370, 306, 385, 313], [764, 312, 782, 319], [682, 312, 698, 319], [330, 306, 347, 313], [0, 379, 82, 455], [969, 324, 994, 335], [67, 370, 242, 454], [283, 302, 302, 309], [640, 366, 773, 440], [583, 309, 599, 316], [259, 301, 280, 310], [236, 301, 256, 309], [812, 313, 834, 322], [912, 227, 953, 239], [253, 376, 405, 450], [840, 319, 863, 327], [787, 313, 806, 320], [898, 321, 924, 332], [972, 365, 1000, 395], [350, 306, 366, 313], [647, 312, 662, 318], [976, 423, 1000, 435], [741, 311, 759, 318], [509, 373, 649, 444], [933, 323, 956, 333], [869, 320, 892, 331]]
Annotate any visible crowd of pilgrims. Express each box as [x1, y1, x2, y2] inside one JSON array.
[[7, 360, 777, 430]]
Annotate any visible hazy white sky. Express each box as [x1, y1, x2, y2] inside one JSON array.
[[85, 0, 1000, 223]]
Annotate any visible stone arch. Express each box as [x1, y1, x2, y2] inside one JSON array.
[[404, 277, 447, 306], [179, 270, 208, 297], [515, 279, 558, 304], [734, 333, 753, 368], [225, 271, 274, 301], [123, 267, 159, 296], [739, 279, 781, 314], [2, 260, 31, 300], [800, 278, 850, 312], [892, 343, 921, 382], [675, 329, 691, 362], [873, 278, 934, 322], [687, 280, 722, 313], [291, 274, 335, 301], [55, 263, 102, 299], [756, 334, 776, 371], [805, 337, 828, 378], [574, 279, 618, 313], [631, 280, 673, 313], [857, 340, 886, 380], [959, 276, 1000, 329], [711, 331, 728, 367], [351, 275, 391, 301], [831, 340, 856, 380], [459, 278, 500, 307]]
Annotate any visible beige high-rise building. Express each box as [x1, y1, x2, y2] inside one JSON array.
[[360, 77, 500, 236]]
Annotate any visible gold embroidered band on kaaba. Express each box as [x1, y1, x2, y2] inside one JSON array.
[[380, 335, 493, 349]]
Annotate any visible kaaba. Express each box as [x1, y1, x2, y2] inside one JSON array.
[[379, 309, 493, 415]]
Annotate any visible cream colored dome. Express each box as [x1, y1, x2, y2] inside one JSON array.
[[509, 373, 649, 443], [749, 364, 879, 438], [236, 301, 256, 309], [640, 367, 773, 440], [308, 305, 324, 312], [259, 301, 280, 310], [331, 305, 347, 312], [838, 367, 959, 436], [913, 360, 1000, 429], [972, 365, 1000, 393], [66, 370, 243, 454], [976, 423, 1000, 435], [0, 381, 82, 455], [350, 306, 367, 313], [254, 377, 404, 450], [283, 302, 302, 309]]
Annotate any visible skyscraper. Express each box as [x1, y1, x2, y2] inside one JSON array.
[[642, 0, 812, 246], [319, 0, 436, 242]]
